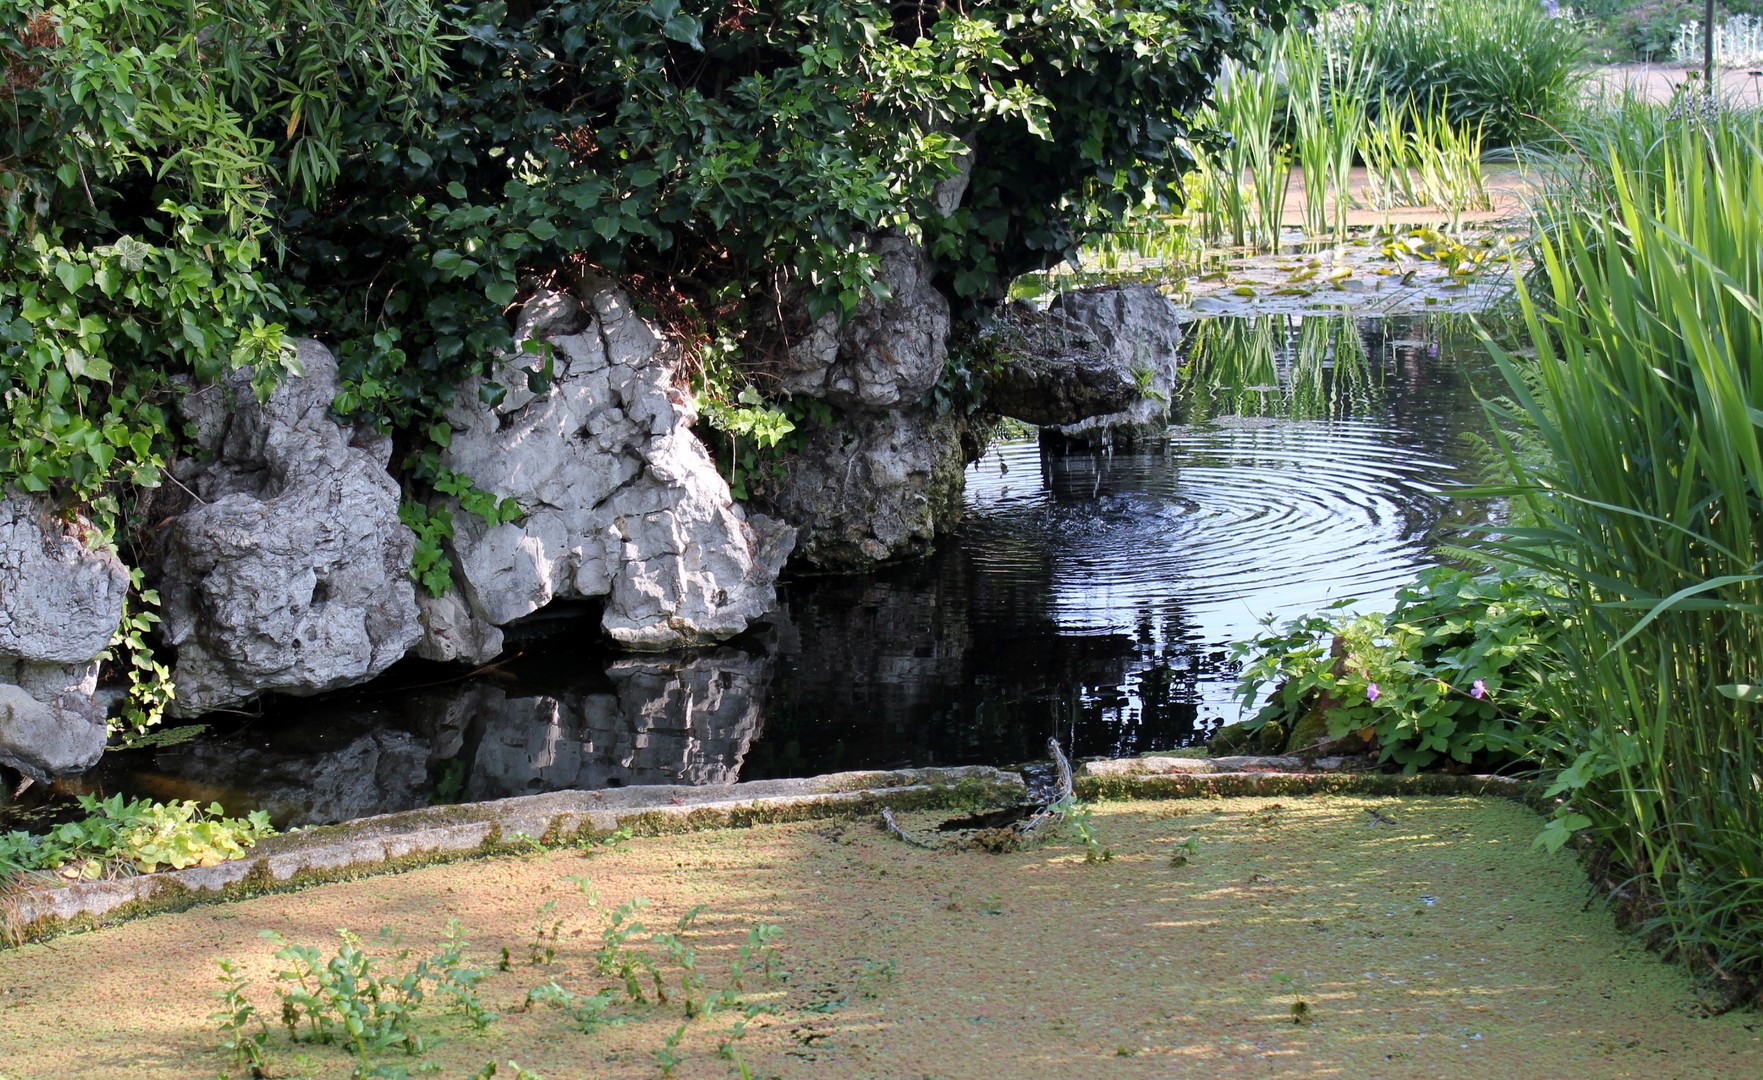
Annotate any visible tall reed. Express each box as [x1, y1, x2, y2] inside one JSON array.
[[1485, 113, 1763, 993], [1196, 51, 1289, 250], [1286, 34, 1371, 238]]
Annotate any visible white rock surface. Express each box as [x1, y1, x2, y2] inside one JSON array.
[[441, 287, 793, 649], [157, 340, 425, 716], [0, 493, 128, 778]]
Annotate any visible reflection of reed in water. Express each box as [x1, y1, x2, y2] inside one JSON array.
[[1179, 315, 1396, 422]]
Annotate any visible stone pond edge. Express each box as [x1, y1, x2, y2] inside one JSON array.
[[1, 761, 1547, 949]]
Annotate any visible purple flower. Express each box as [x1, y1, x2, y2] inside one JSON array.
[[1471, 679, 1487, 699], [1367, 682, 1381, 702]]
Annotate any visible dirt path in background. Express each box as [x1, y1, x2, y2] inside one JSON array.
[[1, 794, 1758, 1079], [1588, 63, 1763, 107]]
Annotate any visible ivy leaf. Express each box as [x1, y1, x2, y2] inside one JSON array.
[[660, 14, 702, 49]]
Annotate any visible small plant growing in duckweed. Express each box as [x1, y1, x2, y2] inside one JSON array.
[[729, 924, 784, 990], [528, 899, 562, 966], [1271, 972, 1311, 1025], [212, 960, 270, 1080], [652, 1022, 688, 1077], [216, 890, 809, 1077]]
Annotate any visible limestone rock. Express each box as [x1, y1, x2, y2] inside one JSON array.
[[441, 287, 793, 649], [1043, 284, 1185, 443], [775, 236, 950, 409], [752, 406, 967, 569], [157, 340, 425, 716], [979, 305, 1144, 426], [414, 589, 504, 665], [0, 493, 128, 778]]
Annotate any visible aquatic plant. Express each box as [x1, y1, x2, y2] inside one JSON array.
[[1484, 111, 1763, 996], [1331, 0, 1587, 147]]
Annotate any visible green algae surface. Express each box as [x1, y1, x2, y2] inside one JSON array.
[[0, 794, 1757, 1078]]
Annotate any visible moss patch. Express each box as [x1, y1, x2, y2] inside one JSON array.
[[0, 795, 1758, 1079]]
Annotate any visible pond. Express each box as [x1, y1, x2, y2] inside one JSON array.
[[6, 313, 1503, 830]]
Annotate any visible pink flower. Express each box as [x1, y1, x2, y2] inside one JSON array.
[[1367, 683, 1381, 702], [1471, 679, 1486, 700]]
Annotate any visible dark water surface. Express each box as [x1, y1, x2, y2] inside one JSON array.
[[9, 314, 1502, 829]]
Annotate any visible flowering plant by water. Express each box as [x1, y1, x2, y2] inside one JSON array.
[[1231, 566, 1568, 771]]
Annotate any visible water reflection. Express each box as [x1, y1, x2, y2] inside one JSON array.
[[73, 648, 767, 827]]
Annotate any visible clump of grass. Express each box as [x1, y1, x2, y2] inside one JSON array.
[[1485, 107, 1763, 999], [1334, 0, 1587, 148]]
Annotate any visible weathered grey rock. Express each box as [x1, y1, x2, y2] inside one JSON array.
[[0, 493, 128, 778], [752, 406, 967, 568], [750, 235, 974, 570], [980, 305, 1144, 425], [414, 589, 504, 665], [1043, 284, 1185, 442], [441, 287, 793, 649], [776, 236, 950, 409], [157, 340, 425, 716]]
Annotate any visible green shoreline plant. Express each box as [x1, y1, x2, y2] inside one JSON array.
[[1482, 104, 1763, 997]]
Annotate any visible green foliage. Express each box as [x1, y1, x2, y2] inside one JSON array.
[[274, 0, 1311, 459], [1330, 0, 1587, 148], [0, 0, 443, 513], [1486, 109, 1763, 993], [212, 959, 271, 1080], [1231, 566, 1567, 771], [0, 793, 274, 879], [696, 387, 829, 500], [101, 566, 174, 737]]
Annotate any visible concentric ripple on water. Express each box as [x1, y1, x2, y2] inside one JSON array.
[[749, 313, 1503, 770]]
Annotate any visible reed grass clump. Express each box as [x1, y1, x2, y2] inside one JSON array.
[[1486, 111, 1763, 998], [1337, 0, 1586, 147]]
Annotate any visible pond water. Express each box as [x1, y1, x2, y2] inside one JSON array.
[[5, 314, 1503, 830]]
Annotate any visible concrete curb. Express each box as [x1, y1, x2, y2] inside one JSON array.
[[2, 766, 1025, 946], [1, 759, 1546, 947]]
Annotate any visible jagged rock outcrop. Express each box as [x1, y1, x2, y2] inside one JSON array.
[[751, 237, 967, 569], [1041, 284, 1185, 443], [775, 235, 951, 409], [979, 304, 1144, 425], [0, 493, 128, 779], [157, 340, 425, 716], [439, 286, 793, 650], [755, 406, 968, 568]]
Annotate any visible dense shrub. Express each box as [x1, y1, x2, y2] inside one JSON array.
[[1232, 566, 1566, 771], [3, 0, 1312, 525], [0, 0, 442, 523]]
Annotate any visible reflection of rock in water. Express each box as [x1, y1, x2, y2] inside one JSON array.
[[453, 650, 766, 801], [124, 648, 768, 827], [146, 721, 433, 827]]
